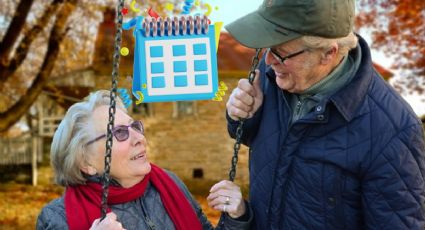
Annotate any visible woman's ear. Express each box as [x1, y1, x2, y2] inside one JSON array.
[[80, 164, 97, 175]]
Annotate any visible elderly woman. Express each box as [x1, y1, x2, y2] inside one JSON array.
[[36, 90, 252, 230]]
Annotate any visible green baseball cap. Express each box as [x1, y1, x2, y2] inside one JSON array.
[[225, 0, 355, 48]]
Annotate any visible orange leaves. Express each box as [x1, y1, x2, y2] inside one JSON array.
[[356, 0, 424, 77]]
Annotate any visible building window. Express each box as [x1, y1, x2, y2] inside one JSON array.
[[193, 168, 203, 179]]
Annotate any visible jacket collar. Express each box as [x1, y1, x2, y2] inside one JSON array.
[[329, 35, 373, 122], [265, 34, 374, 122]]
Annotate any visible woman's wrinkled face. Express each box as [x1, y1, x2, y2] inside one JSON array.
[[87, 105, 151, 187]]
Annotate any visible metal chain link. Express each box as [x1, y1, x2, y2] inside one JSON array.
[[228, 48, 262, 182], [101, 0, 125, 220], [218, 48, 261, 227]]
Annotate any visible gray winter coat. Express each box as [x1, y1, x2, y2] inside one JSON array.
[[36, 171, 252, 229]]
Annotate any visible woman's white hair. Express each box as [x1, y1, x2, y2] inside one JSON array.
[[301, 32, 358, 57], [50, 90, 126, 186]]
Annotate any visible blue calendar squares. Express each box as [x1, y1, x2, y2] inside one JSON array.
[[173, 45, 186, 56], [193, 43, 207, 55], [152, 76, 165, 88], [151, 62, 164, 73], [173, 61, 187, 72], [126, 16, 219, 103], [194, 60, 208, 71], [174, 75, 188, 87], [195, 74, 209, 85], [150, 46, 163, 57], [150, 57, 210, 87]]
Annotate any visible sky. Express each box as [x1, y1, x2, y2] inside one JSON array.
[[203, 0, 262, 32]]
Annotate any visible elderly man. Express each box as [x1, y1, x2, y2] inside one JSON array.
[[225, 0, 425, 229]]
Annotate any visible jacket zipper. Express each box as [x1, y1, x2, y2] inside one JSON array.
[[140, 201, 156, 230]]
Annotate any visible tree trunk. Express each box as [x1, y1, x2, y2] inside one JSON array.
[[0, 0, 78, 133]]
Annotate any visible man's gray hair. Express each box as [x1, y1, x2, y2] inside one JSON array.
[[301, 32, 358, 57], [50, 90, 126, 186]]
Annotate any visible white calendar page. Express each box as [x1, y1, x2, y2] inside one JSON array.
[[131, 21, 219, 103]]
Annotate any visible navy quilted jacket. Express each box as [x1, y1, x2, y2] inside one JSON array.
[[227, 36, 425, 229]]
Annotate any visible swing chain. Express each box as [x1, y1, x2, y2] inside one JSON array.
[[218, 49, 261, 227], [101, 0, 125, 220], [228, 48, 262, 182]]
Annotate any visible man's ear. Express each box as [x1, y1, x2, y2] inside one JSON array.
[[321, 44, 338, 65]]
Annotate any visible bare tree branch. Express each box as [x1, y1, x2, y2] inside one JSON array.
[[0, 0, 65, 80], [0, 0, 78, 132], [0, 0, 35, 68]]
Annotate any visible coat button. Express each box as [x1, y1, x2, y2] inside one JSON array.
[[316, 106, 322, 112], [317, 114, 325, 120]]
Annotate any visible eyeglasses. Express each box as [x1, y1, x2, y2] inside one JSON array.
[[268, 48, 306, 64], [86, 120, 144, 146]]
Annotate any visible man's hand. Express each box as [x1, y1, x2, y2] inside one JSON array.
[[226, 70, 263, 121]]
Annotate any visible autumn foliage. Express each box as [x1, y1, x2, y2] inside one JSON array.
[[356, 0, 425, 77]]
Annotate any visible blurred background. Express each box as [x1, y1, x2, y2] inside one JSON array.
[[0, 0, 423, 229]]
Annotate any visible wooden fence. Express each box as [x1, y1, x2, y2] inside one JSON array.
[[0, 107, 64, 184], [0, 134, 39, 165]]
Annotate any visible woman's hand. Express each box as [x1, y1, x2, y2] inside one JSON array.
[[90, 212, 126, 230], [207, 180, 246, 219]]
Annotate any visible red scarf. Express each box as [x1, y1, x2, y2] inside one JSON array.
[[65, 164, 202, 230]]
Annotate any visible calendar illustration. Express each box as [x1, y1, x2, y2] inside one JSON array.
[[123, 16, 219, 103]]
